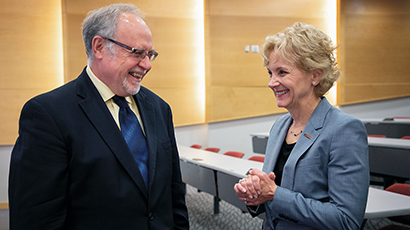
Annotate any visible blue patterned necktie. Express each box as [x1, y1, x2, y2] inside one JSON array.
[[113, 95, 149, 188]]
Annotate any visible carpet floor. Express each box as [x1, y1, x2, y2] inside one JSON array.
[[0, 184, 406, 230]]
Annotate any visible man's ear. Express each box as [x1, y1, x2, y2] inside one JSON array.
[[92, 36, 105, 60]]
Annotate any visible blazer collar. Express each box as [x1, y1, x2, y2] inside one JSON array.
[[76, 68, 150, 198], [280, 97, 332, 188]]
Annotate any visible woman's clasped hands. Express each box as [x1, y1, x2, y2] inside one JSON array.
[[234, 168, 278, 206]]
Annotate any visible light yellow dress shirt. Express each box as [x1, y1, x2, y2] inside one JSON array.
[[86, 66, 145, 134]]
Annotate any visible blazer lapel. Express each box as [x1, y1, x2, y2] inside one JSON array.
[[281, 122, 320, 189], [76, 70, 149, 198], [134, 89, 158, 191], [262, 116, 292, 174], [281, 98, 332, 189]]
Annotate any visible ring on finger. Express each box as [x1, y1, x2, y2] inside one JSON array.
[[239, 178, 246, 183]]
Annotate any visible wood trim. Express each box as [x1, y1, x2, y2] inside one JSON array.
[[0, 203, 8, 209]]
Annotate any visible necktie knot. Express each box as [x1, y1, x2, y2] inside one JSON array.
[[113, 95, 129, 108]]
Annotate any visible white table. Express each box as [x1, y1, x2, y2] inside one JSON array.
[[367, 137, 410, 186], [365, 187, 410, 219], [368, 136, 410, 149], [362, 118, 410, 124], [178, 144, 410, 221], [178, 145, 263, 178], [178, 145, 262, 214]]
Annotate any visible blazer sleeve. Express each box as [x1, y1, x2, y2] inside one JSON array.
[[9, 99, 69, 230], [265, 117, 369, 230], [166, 105, 190, 230]]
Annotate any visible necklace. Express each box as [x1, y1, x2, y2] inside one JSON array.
[[290, 130, 302, 136]]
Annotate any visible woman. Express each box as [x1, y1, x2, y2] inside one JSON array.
[[234, 22, 369, 230]]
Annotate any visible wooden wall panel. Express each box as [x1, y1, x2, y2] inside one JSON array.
[[4, 0, 408, 145], [63, 0, 205, 127], [210, 86, 287, 120], [338, 0, 410, 104], [206, 0, 334, 122], [0, 0, 63, 145]]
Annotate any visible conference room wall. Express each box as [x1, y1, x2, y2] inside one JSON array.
[[62, 0, 206, 128], [204, 0, 334, 123], [0, 0, 64, 145], [0, 96, 409, 206], [2, 0, 410, 146], [176, 96, 410, 160], [338, 0, 410, 105]]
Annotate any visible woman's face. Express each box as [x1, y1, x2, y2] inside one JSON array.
[[267, 50, 317, 111]]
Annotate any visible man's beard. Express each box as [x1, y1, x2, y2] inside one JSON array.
[[122, 75, 140, 95]]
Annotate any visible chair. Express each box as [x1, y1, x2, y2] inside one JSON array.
[[190, 144, 202, 149], [248, 155, 265, 163], [223, 151, 245, 158], [384, 183, 410, 226], [401, 136, 410, 140], [368, 134, 386, 138], [393, 117, 410, 119], [204, 147, 220, 153]]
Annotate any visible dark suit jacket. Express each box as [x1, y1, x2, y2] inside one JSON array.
[[9, 67, 189, 230]]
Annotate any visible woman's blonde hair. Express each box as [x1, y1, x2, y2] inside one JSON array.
[[261, 22, 340, 97]]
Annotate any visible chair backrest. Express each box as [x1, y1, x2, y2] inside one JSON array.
[[223, 151, 245, 158], [386, 183, 410, 196], [385, 183, 410, 225], [204, 147, 220, 153], [368, 135, 386, 138], [401, 136, 410, 140], [190, 144, 202, 149], [248, 155, 265, 163]]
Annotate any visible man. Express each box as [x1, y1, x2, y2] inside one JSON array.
[[9, 3, 189, 230]]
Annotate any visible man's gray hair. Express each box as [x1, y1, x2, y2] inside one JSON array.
[[81, 3, 145, 63]]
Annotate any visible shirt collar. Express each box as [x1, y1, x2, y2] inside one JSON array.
[[86, 66, 133, 104], [86, 66, 115, 103]]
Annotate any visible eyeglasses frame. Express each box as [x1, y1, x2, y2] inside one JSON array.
[[102, 37, 158, 62]]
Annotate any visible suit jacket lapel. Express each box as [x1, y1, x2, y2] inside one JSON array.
[[134, 89, 157, 191], [281, 122, 320, 189], [263, 116, 292, 173], [76, 69, 149, 198], [281, 98, 332, 189]]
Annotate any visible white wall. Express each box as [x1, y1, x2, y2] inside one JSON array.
[[1, 96, 409, 204], [338, 96, 410, 120], [0, 146, 12, 205]]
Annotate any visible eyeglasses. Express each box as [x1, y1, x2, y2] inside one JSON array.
[[103, 37, 158, 62]]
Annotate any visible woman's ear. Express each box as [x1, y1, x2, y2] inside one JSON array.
[[312, 69, 323, 86]]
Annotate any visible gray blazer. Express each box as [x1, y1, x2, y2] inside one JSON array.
[[251, 98, 369, 230]]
